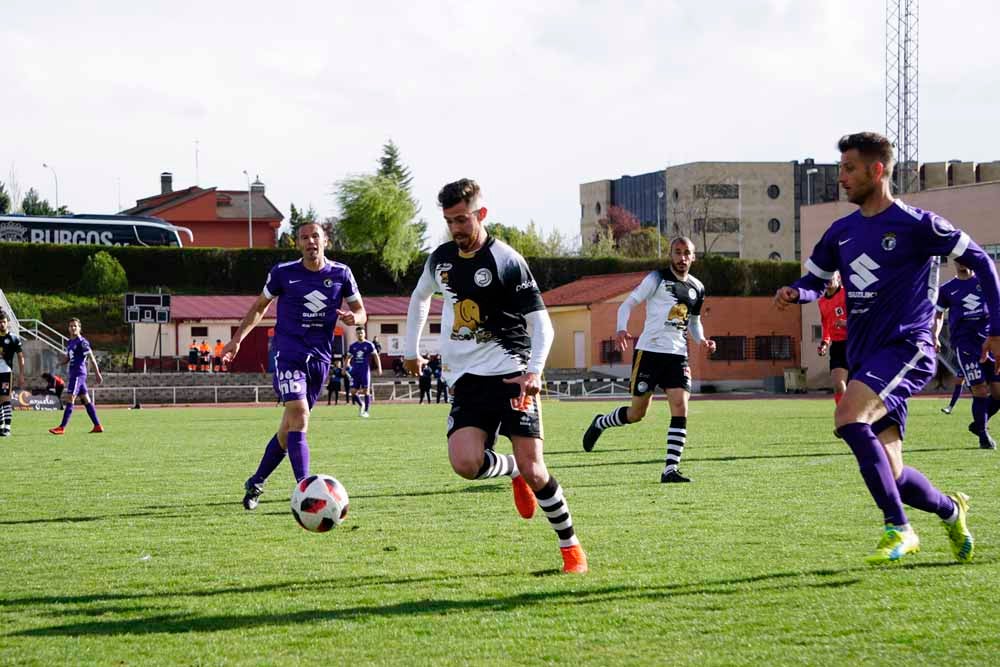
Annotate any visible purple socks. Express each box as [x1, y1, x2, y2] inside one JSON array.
[[250, 434, 286, 485], [286, 431, 310, 482], [363, 395, 371, 412], [948, 383, 963, 409], [894, 466, 955, 521], [839, 423, 908, 526], [59, 404, 73, 428], [84, 402, 100, 426]]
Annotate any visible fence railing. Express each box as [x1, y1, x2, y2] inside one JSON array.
[[19, 319, 67, 354]]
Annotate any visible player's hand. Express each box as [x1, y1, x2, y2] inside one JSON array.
[[615, 329, 633, 352], [980, 335, 1000, 373], [818, 341, 829, 357], [221, 339, 240, 363], [774, 286, 799, 310], [503, 372, 541, 406], [95, 374, 103, 386], [336, 308, 356, 326], [404, 356, 426, 376], [701, 339, 716, 355], [933, 337, 941, 353]]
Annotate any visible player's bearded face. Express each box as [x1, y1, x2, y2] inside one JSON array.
[[444, 201, 484, 251], [671, 243, 695, 275], [839, 151, 878, 205], [0, 318, 7, 334]]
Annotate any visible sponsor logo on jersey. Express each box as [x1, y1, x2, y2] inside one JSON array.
[[962, 294, 982, 312], [688, 287, 697, 301], [303, 290, 328, 314], [666, 303, 689, 330], [636, 381, 649, 394], [881, 233, 897, 251], [848, 253, 880, 291], [451, 299, 493, 343], [474, 268, 492, 287], [515, 279, 537, 292]]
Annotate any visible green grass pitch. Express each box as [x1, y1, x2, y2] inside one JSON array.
[[1, 398, 998, 665]]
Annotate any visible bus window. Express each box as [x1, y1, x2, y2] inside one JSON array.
[[136, 225, 177, 246]]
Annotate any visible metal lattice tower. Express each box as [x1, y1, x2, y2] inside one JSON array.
[[886, 0, 919, 193]]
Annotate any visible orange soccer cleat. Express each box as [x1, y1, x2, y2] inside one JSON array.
[[560, 544, 589, 574], [512, 475, 537, 519], [90, 425, 105, 433], [49, 426, 65, 435]]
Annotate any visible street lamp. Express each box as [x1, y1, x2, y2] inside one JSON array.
[[805, 168, 819, 206], [42, 163, 59, 210], [243, 170, 253, 248], [656, 190, 665, 258]]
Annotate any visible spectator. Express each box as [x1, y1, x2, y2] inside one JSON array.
[[41, 372, 65, 398], [418, 365, 433, 404]]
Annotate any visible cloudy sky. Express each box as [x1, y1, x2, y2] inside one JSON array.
[[3, 1, 997, 247]]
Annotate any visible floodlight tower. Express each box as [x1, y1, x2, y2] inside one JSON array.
[[886, 0, 919, 193]]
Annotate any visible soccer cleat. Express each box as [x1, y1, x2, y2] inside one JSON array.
[[49, 426, 65, 435], [865, 526, 920, 565], [560, 544, 589, 574], [979, 432, 996, 450], [242, 478, 264, 510], [582, 415, 604, 452], [361, 411, 370, 419], [0, 429, 9, 437], [90, 425, 104, 433], [941, 407, 953, 415], [660, 469, 691, 483], [511, 475, 536, 519], [943, 492, 975, 563]]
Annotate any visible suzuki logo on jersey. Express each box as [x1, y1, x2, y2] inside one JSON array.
[[303, 290, 328, 314], [962, 294, 982, 313], [848, 253, 880, 292]]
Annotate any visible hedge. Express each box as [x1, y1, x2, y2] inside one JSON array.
[[0, 242, 802, 297]]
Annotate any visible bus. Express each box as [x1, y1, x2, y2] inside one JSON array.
[[0, 214, 194, 247]]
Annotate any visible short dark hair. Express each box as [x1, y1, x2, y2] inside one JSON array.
[[0, 310, 7, 321], [438, 179, 481, 209], [670, 236, 695, 252], [355, 326, 364, 333], [838, 132, 895, 178]]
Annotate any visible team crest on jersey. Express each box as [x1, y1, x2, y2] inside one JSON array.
[[687, 288, 697, 301], [930, 214, 955, 236], [881, 233, 897, 251], [451, 299, 492, 343], [474, 268, 492, 287], [324, 278, 333, 288]]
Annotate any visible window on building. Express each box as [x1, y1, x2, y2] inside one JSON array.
[[595, 202, 602, 215], [429, 323, 441, 334], [672, 188, 679, 201], [768, 252, 782, 261], [767, 184, 781, 199], [693, 218, 740, 234], [191, 326, 208, 337], [600, 338, 622, 364], [711, 336, 747, 361], [768, 218, 781, 233], [380, 323, 399, 334], [694, 184, 739, 199], [754, 335, 793, 360], [812, 325, 823, 342]]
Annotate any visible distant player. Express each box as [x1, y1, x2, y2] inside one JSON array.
[[582, 236, 716, 483], [224, 222, 367, 510], [775, 131, 1000, 564], [326, 361, 345, 406], [0, 310, 26, 437], [941, 374, 965, 415], [347, 326, 382, 418], [49, 317, 104, 435], [817, 271, 849, 404], [404, 178, 587, 574], [418, 365, 433, 404], [934, 259, 999, 449]]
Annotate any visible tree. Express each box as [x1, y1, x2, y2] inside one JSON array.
[[582, 226, 619, 258], [602, 205, 641, 241], [278, 203, 321, 247], [335, 174, 420, 281], [21, 188, 56, 216], [79, 251, 128, 295], [617, 227, 665, 258], [0, 181, 10, 214], [668, 182, 737, 255], [377, 139, 413, 191]]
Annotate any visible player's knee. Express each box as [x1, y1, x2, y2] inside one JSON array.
[[449, 454, 480, 480], [518, 461, 548, 489], [971, 383, 989, 398]]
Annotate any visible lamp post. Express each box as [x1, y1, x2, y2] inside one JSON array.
[[243, 170, 253, 248], [805, 168, 819, 206], [656, 190, 665, 258], [42, 163, 59, 210]]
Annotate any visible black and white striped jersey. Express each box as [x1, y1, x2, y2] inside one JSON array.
[[622, 269, 705, 356], [409, 235, 546, 384]]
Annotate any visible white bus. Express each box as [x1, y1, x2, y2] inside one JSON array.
[[0, 214, 194, 247]]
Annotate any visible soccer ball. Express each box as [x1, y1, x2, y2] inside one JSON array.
[[290, 474, 349, 532]]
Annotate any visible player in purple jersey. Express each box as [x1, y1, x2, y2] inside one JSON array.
[[776, 132, 1000, 565], [934, 259, 999, 449], [223, 222, 368, 510], [49, 318, 104, 435], [347, 326, 382, 418]]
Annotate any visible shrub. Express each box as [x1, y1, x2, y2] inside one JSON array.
[[79, 251, 128, 295]]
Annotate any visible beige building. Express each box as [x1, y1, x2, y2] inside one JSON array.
[[665, 162, 799, 261], [579, 179, 612, 246], [799, 181, 1000, 388]]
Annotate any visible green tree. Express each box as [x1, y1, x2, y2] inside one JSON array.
[[79, 251, 128, 295], [582, 226, 619, 258], [21, 188, 56, 215], [335, 174, 420, 281], [617, 227, 666, 258], [377, 139, 413, 190], [0, 181, 10, 213], [278, 203, 321, 248], [485, 220, 569, 257]]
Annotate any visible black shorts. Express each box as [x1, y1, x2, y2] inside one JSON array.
[[828, 340, 848, 372], [631, 350, 691, 395], [447, 373, 543, 441], [0, 372, 10, 396]]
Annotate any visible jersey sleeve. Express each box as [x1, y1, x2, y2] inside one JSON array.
[[262, 266, 283, 299], [935, 283, 950, 312], [342, 266, 360, 303], [690, 282, 706, 317], [81, 338, 92, 354], [919, 212, 971, 258], [12, 336, 23, 354], [502, 252, 545, 315]]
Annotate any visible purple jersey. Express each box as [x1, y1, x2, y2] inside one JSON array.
[[66, 336, 92, 377], [263, 259, 359, 364], [347, 341, 376, 369], [794, 201, 972, 366], [937, 275, 990, 350]]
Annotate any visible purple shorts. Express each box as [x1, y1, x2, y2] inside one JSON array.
[[956, 345, 995, 386], [67, 374, 89, 398], [273, 357, 329, 410], [851, 338, 935, 440], [349, 366, 370, 390]]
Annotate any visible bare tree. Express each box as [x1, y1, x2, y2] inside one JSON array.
[[667, 181, 739, 255]]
